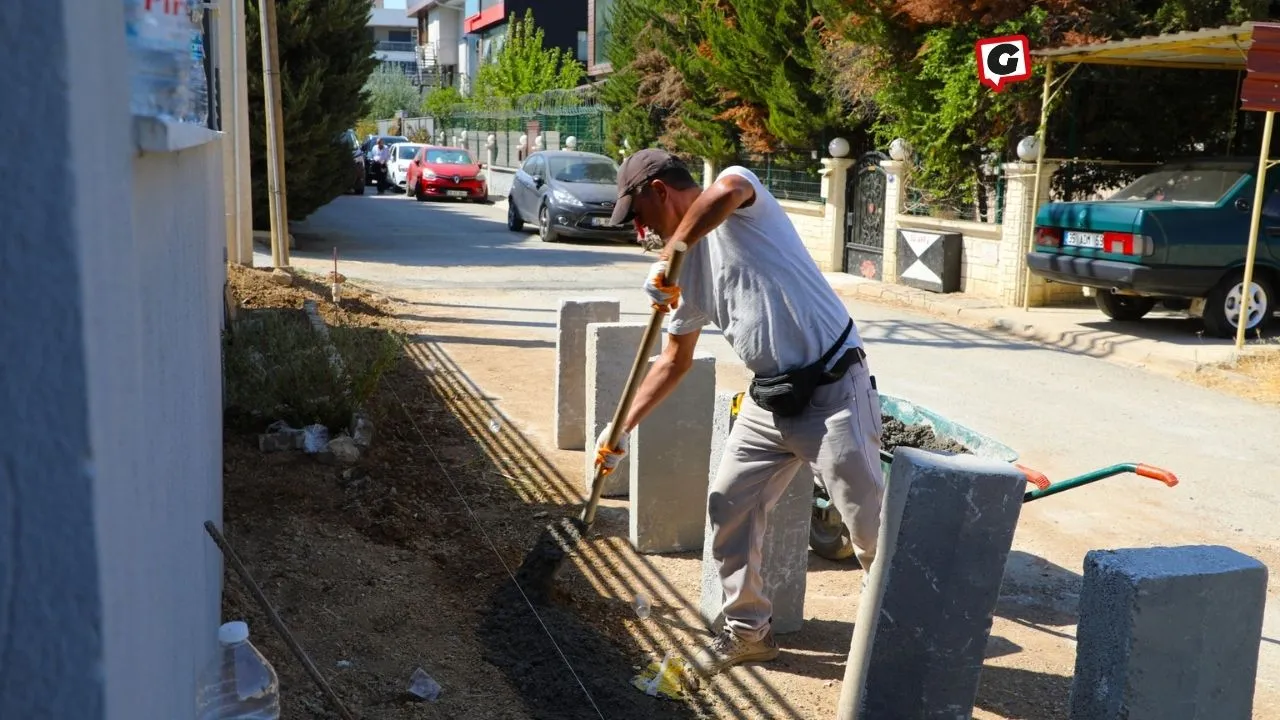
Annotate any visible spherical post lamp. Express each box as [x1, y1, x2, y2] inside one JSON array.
[[889, 138, 911, 162], [1016, 135, 1039, 163]]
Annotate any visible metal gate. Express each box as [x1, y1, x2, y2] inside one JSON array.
[[844, 151, 889, 279]]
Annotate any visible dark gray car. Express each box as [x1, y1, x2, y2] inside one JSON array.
[[506, 150, 636, 243]]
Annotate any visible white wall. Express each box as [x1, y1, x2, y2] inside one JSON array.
[[429, 6, 460, 65], [0, 0, 226, 717]]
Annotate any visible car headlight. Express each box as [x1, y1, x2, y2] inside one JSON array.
[[551, 188, 583, 207], [476, 170, 486, 181], [422, 169, 436, 179]]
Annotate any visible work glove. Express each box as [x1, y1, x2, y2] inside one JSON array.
[[644, 260, 681, 311], [594, 423, 630, 476]]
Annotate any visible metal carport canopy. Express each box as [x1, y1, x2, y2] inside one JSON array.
[[1022, 22, 1268, 349], [1031, 22, 1254, 70]]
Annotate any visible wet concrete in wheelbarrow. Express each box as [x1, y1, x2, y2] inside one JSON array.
[[881, 415, 970, 455]]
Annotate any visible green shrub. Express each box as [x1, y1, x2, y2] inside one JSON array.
[[222, 308, 401, 433]]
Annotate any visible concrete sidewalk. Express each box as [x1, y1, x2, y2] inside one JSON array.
[[825, 274, 1272, 377]]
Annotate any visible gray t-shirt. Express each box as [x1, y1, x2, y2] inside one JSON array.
[[667, 165, 864, 377]]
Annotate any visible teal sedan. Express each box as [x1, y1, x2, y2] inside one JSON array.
[[1026, 158, 1280, 337]]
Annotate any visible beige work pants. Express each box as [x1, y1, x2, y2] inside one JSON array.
[[707, 361, 885, 642]]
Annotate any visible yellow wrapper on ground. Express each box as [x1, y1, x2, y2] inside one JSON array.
[[630, 654, 692, 700]]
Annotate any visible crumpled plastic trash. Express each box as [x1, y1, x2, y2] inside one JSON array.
[[630, 651, 693, 700], [408, 667, 441, 701], [302, 424, 329, 454]]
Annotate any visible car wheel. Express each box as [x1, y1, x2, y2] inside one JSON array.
[[809, 488, 857, 563], [414, 180, 427, 202], [538, 203, 560, 243], [1202, 269, 1275, 338], [1094, 291, 1156, 322], [506, 197, 524, 231], [353, 179, 364, 195]]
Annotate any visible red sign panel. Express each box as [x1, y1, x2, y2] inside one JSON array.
[[464, 2, 506, 33], [1242, 23, 1280, 112]]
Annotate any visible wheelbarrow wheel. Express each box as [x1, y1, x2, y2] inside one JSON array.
[[810, 487, 857, 562]]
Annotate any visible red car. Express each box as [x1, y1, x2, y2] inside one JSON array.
[[406, 145, 489, 203]]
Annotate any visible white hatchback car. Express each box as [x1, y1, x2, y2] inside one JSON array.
[[387, 142, 426, 190]]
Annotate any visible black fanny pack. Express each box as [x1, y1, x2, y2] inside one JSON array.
[[748, 319, 862, 417]]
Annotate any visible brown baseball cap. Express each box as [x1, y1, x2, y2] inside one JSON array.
[[610, 148, 689, 226]]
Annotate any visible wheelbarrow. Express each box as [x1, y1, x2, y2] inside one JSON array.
[[730, 392, 1179, 562]]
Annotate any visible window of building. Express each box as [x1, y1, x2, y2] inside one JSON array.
[[480, 26, 506, 62], [593, 0, 614, 66], [466, 0, 501, 16], [577, 30, 587, 63], [388, 29, 413, 43]]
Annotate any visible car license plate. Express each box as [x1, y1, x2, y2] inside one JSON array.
[[1064, 230, 1104, 249], [446, 190, 468, 198], [590, 217, 614, 227]]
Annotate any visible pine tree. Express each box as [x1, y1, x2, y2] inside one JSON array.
[[245, 0, 378, 228], [599, 0, 737, 165], [471, 9, 584, 100], [690, 0, 850, 154]]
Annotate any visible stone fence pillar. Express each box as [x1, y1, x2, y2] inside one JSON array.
[[879, 160, 910, 282], [998, 161, 1060, 307], [820, 157, 855, 274], [702, 158, 717, 190]]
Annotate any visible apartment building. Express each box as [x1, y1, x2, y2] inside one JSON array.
[[370, 4, 419, 77], [586, 0, 614, 78], [407, 0, 588, 94]]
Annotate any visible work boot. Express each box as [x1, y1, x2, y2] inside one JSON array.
[[688, 625, 779, 680]]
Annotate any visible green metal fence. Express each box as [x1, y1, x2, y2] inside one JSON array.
[[438, 88, 610, 157], [902, 164, 1004, 224], [734, 154, 823, 203]]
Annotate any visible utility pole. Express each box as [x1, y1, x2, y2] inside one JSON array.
[[258, 0, 290, 268], [217, 0, 254, 265]]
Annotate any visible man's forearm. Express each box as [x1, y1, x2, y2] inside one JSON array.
[[621, 355, 690, 433]]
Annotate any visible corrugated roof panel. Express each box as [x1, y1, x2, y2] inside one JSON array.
[[1031, 22, 1254, 70]]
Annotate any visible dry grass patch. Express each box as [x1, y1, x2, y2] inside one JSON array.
[[1189, 339, 1280, 405]]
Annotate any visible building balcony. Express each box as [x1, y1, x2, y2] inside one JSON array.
[[377, 40, 417, 53]]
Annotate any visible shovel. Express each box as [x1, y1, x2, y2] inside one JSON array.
[[513, 242, 688, 602]]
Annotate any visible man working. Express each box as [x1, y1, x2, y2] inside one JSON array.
[[593, 149, 885, 680], [369, 138, 392, 193]]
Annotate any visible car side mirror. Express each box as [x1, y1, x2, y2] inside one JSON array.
[[1236, 198, 1251, 212], [533, 176, 544, 187]]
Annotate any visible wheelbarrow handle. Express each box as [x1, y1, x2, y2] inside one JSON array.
[[1023, 463, 1179, 503], [877, 447, 1177, 501]]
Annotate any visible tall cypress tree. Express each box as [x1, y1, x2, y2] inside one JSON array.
[[691, 0, 849, 154], [246, 0, 378, 227], [600, 0, 737, 165]]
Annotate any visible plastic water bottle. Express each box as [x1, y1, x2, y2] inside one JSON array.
[[196, 621, 281, 719], [124, 0, 199, 121], [188, 29, 210, 125], [633, 592, 651, 619]]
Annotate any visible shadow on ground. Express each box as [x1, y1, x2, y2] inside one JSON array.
[[975, 665, 1074, 719], [406, 339, 824, 719], [995, 551, 1083, 641]]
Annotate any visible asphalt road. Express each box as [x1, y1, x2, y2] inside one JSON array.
[[266, 192, 1280, 701]]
